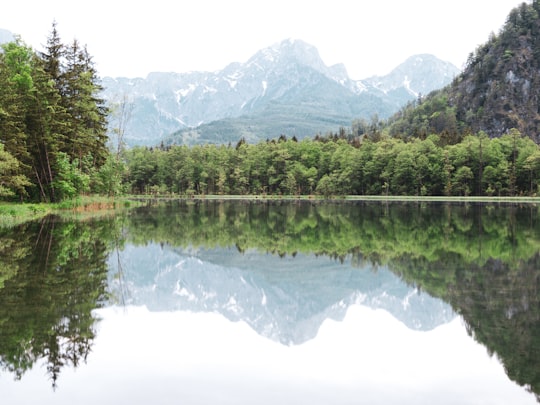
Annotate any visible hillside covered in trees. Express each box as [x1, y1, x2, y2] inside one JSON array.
[[387, 0, 540, 145]]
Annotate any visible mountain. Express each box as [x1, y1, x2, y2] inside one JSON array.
[[365, 54, 460, 103], [108, 243, 455, 345], [387, 1, 540, 144], [101, 39, 459, 146], [0, 28, 14, 44]]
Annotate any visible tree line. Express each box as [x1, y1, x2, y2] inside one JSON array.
[[124, 130, 540, 197], [0, 23, 109, 202]]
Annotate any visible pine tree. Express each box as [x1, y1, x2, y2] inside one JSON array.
[[39, 21, 64, 90], [25, 54, 70, 202], [61, 40, 108, 168], [0, 25, 110, 202]]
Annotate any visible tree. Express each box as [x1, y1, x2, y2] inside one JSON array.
[[61, 40, 109, 167], [315, 174, 337, 198], [52, 152, 90, 200], [109, 94, 133, 159], [0, 39, 67, 201], [25, 53, 69, 202], [0, 144, 31, 198], [0, 40, 35, 198], [392, 147, 416, 195], [453, 166, 474, 196], [524, 150, 540, 195], [0, 25, 110, 201]]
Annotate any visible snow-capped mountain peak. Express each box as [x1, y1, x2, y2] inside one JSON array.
[[99, 39, 458, 146]]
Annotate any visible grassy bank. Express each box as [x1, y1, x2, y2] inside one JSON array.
[[0, 196, 140, 228], [0, 203, 53, 227]]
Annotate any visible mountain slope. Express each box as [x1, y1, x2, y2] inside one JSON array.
[[101, 39, 458, 146], [365, 54, 459, 103], [451, 1, 540, 142], [388, 1, 540, 144], [0, 28, 14, 44]]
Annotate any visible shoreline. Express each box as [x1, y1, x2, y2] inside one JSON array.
[[126, 194, 540, 204], [2, 194, 539, 227], [0, 196, 139, 228]]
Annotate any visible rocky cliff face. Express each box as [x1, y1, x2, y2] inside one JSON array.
[[392, 1, 540, 144], [449, 3, 540, 143]]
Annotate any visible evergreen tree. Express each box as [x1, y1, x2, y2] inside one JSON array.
[[61, 39, 108, 168], [39, 21, 64, 90], [24, 53, 70, 202], [0, 39, 66, 201]]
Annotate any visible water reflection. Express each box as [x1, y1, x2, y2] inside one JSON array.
[[2, 305, 535, 405], [108, 244, 454, 345], [0, 216, 112, 388], [0, 201, 539, 404]]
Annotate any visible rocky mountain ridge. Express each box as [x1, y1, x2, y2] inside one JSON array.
[[101, 39, 459, 146]]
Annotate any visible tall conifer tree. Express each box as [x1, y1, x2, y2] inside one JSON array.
[[62, 39, 108, 167]]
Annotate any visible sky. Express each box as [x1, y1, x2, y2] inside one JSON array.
[[0, 0, 529, 80]]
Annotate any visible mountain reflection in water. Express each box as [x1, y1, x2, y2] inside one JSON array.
[[1, 201, 539, 404], [108, 243, 455, 345]]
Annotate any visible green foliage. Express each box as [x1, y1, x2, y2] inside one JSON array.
[[0, 143, 31, 197], [0, 24, 108, 202], [122, 131, 540, 197], [92, 153, 126, 196], [0, 216, 115, 387], [386, 1, 540, 144], [388, 93, 462, 144], [52, 152, 90, 200]]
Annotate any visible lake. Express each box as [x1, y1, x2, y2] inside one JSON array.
[[0, 200, 539, 404]]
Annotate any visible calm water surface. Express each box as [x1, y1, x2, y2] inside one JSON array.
[[0, 201, 539, 404]]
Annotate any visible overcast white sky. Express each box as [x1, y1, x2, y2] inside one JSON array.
[[0, 0, 529, 79]]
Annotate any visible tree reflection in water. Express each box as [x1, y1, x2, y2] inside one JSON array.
[[0, 216, 115, 388], [0, 200, 538, 398]]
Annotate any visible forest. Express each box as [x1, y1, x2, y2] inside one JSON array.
[[123, 131, 540, 197], [0, 24, 109, 203], [2, 22, 540, 202]]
